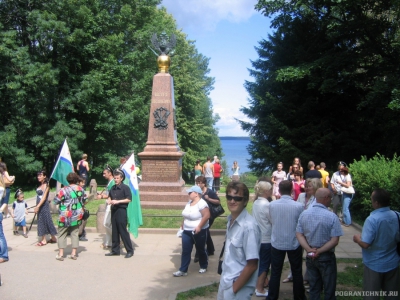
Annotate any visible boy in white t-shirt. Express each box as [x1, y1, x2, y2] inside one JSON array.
[[10, 189, 28, 238]]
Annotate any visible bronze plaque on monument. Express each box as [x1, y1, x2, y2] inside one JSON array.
[[138, 32, 188, 205]]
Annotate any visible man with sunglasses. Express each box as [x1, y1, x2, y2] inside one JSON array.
[[217, 182, 261, 300], [267, 180, 306, 300]]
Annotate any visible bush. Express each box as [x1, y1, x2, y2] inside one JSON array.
[[350, 154, 400, 220]]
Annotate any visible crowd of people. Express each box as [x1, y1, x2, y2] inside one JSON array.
[[0, 156, 137, 263], [1, 155, 399, 299], [193, 156, 241, 192], [176, 158, 399, 300]]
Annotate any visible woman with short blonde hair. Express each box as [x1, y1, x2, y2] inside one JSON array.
[[252, 180, 273, 297]]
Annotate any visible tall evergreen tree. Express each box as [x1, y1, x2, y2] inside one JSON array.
[[241, 0, 400, 173]]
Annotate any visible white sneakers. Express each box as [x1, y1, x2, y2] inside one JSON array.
[[255, 289, 269, 297], [173, 270, 188, 277], [173, 269, 207, 276]]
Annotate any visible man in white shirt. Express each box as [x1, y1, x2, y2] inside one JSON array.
[[218, 181, 261, 300]]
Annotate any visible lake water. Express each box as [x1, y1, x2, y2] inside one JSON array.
[[220, 138, 251, 175]]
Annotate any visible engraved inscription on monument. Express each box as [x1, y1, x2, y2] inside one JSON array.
[[142, 161, 179, 181]]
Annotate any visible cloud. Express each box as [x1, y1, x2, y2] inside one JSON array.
[[214, 106, 252, 136], [161, 0, 258, 32]]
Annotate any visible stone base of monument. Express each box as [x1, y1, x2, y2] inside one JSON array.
[[138, 176, 189, 210]]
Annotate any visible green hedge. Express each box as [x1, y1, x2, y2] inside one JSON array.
[[350, 154, 400, 220]]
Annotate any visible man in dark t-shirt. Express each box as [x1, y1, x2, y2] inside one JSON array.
[[105, 169, 134, 258], [305, 161, 322, 179]]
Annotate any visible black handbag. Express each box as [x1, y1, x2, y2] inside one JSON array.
[[209, 202, 225, 219], [83, 208, 90, 221], [218, 241, 225, 275]]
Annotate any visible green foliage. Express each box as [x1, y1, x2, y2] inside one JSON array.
[[350, 154, 400, 220], [242, 0, 400, 174], [0, 0, 220, 185]]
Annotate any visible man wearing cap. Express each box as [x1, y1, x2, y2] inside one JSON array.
[[218, 181, 261, 300], [105, 169, 134, 258]]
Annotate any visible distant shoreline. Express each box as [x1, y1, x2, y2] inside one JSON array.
[[219, 136, 250, 140]]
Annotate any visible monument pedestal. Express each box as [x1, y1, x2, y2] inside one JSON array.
[[138, 72, 188, 206]]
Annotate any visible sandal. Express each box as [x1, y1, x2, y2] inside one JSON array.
[[22, 233, 28, 238], [55, 254, 64, 261], [69, 255, 77, 260], [282, 278, 293, 283], [0, 258, 9, 263], [48, 239, 57, 244], [36, 242, 47, 247], [13, 231, 20, 236]]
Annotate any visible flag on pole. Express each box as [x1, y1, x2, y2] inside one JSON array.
[[51, 139, 74, 186], [121, 152, 143, 238]]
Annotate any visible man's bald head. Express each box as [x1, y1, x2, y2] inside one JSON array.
[[315, 188, 331, 207]]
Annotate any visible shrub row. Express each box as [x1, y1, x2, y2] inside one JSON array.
[[350, 154, 400, 220]]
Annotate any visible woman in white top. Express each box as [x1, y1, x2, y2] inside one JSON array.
[[337, 167, 353, 226], [297, 178, 322, 209], [252, 181, 273, 297], [231, 161, 240, 181], [173, 186, 210, 277]]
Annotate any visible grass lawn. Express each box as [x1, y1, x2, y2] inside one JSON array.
[[49, 194, 256, 229], [56, 195, 251, 229]]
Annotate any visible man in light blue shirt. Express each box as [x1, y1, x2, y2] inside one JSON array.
[[267, 180, 306, 300], [353, 188, 400, 299], [296, 188, 343, 300], [218, 181, 261, 300]]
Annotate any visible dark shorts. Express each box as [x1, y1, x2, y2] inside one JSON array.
[[258, 243, 272, 276]]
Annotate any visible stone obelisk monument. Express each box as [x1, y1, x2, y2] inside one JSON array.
[[138, 32, 188, 206]]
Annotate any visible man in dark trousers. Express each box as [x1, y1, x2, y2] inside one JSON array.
[[105, 168, 134, 258]]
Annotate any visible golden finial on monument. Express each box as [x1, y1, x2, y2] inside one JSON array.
[[149, 32, 176, 73]]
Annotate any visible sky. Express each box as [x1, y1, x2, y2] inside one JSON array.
[[160, 0, 272, 137]]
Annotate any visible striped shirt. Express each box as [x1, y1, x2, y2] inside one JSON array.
[[296, 203, 343, 249], [268, 195, 304, 250]]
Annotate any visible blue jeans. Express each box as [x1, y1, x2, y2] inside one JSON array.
[[0, 187, 11, 205], [180, 229, 208, 272], [342, 193, 353, 225], [0, 213, 9, 260], [206, 177, 213, 190], [306, 252, 337, 300], [267, 246, 305, 300]]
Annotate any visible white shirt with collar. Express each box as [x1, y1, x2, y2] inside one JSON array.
[[220, 209, 261, 290]]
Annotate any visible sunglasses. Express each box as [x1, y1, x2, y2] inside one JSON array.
[[226, 195, 244, 202]]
